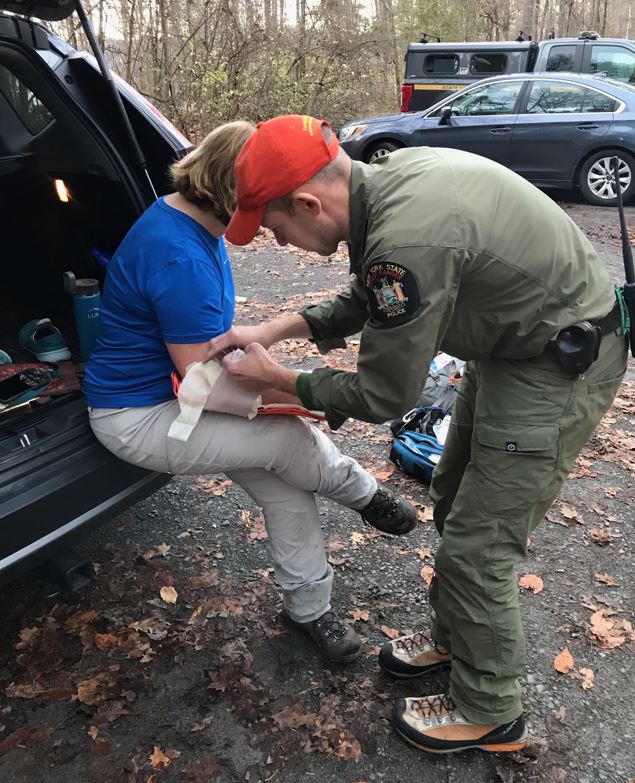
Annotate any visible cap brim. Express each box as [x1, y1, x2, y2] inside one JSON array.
[[225, 204, 265, 246]]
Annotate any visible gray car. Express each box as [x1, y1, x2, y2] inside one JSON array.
[[339, 72, 635, 206]]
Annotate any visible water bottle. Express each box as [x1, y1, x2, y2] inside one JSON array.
[[63, 271, 101, 362]]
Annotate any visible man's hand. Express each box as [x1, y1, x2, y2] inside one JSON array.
[[208, 325, 273, 360], [208, 314, 312, 361], [222, 343, 301, 395]]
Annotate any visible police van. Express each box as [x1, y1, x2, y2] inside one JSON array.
[[401, 32, 635, 112]]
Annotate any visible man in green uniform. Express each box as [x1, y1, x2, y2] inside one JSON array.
[[209, 115, 628, 754]]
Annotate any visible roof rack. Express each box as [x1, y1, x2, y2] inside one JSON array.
[[419, 31, 442, 43]]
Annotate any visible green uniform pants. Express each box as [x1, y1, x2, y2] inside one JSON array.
[[429, 331, 628, 725]]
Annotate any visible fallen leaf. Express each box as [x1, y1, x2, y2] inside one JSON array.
[[589, 528, 614, 545], [150, 746, 171, 769], [589, 609, 632, 649], [518, 574, 544, 594], [380, 625, 400, 640], [553, 647, 574, 674], [188, 570, 219, 590], [272, 704, 317, 730], [5, 680, 45, 699], [160, 586, 178, 604], [327, 554, 348, 567], [347, 609, 370, 623], [417, 547, 432, 560], [350, 531, 366, 545], [553, 706, 567, 721], [197, 477, 232, 496], [240, 509, 268, 541], [593, 572, 617, 586], [559, 504, 583, 524], [88, 726, 99, 740], [76, 672, 119, 706], [418, 506, 434, 523], [14, 627, 40, 650], [372, 465, 394, 482], [577, 667, 594, 690], [93, 699, 133, 727], [420, 565, 435, 586], [94, 633, 119, 650], [336, 736, 361, 762]]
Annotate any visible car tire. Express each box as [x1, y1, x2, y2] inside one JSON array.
[[578, 149, 635, 206], [366, 141, 402, 164]]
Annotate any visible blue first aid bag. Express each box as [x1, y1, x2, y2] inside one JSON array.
[[389, 406, 448, 484]]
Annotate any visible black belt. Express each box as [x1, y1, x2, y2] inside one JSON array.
[[545, 301, 622, 374], [589, 301, 622, 335]]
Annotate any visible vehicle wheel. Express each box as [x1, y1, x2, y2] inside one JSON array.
[[578, 149, 635, 206], [366, 141, 402, 164]]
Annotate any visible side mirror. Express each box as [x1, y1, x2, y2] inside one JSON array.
[[439, 105, 453, 125]]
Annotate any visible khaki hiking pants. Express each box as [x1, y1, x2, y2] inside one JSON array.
[[89, 403, 377, 623], [429, 330, 628, 725]]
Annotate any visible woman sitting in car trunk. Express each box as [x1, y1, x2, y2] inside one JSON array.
[[83, 120, 416, 662]]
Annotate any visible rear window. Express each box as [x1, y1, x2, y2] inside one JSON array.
[[469, 53, 507, 75], [424, 54, 459, 75], [0, 64, 53, 134], [545, 44, 576, 72]]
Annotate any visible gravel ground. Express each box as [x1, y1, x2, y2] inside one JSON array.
[[0, 193, 633, 783]]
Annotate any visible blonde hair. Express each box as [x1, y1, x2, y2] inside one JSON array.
[[170, 120, 255, 222]]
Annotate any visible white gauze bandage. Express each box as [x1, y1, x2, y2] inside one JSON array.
[[167, 350, 261, 442]]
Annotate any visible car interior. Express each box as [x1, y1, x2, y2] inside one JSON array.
[[0, 47, 140, 464]]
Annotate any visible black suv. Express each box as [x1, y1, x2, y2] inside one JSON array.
[[0, 3, 191, 584]]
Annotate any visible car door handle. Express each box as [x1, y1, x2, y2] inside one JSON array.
[[490, 126, 511, 134], [577, 123, 600, 130]]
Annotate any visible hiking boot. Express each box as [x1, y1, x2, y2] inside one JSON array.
[[379, 628, 451, 677], [392, 694, 527, 754], [281, 608, 363, 663], [359, 486, 417, 535]]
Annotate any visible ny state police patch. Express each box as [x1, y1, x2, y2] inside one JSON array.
[[366, 261, 421, 326]]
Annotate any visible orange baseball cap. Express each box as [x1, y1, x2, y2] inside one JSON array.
[[225, 115, 339, 246]]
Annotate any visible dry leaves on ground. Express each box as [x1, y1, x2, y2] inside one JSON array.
[[553, 648, 574, 674], [196, 478, 233, 496], [589, 609, 633, 649], [593, 573, 617, 586], [576, 667, 595, 690], [240, 509, 268, 541], [420, 565, 435, 586], [142, 543, 171, 560], [518, 574, 544, 594], [588, 527, 615, 545], [380, 625, 400, 640], [556, 504, 584, 525], [347, 609, 370, 623]]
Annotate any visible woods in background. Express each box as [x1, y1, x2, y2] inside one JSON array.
[[55, 0, 635, 139]]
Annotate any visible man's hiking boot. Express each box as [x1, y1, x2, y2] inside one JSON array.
[[379, 628, 452, 677], [359, 486, 417, 535], [281, 608, 363, 662], [392, 694, 527, 754]]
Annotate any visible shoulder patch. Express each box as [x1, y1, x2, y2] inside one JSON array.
[[366, 261, 421, 326]]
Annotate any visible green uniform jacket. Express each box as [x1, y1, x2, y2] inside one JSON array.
[[297, 148, 616, 430]]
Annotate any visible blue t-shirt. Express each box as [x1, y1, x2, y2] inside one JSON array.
[[83, 198, 234, 408]]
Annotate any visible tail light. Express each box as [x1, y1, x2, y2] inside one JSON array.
[[401, 84, 413, 113]]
